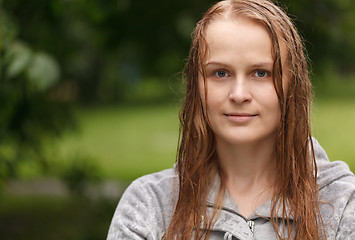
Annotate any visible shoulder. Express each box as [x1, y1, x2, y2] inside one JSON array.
[[126, 168, 179, 207], [107, 168, 178, 240], [131, 167, 178, 191], [312, 137, 354, 193], [319, 173, 355, 239], [313, 138, 355, 239], [315, 139, 355, 198], [318, 161, 355, 239]]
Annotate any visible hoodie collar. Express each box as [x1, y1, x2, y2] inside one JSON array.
[[205, 172, 293, 220]]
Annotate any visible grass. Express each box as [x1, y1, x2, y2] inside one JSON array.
[[312, 98, 355, 171], [18, 98, 355, 181], [51, 103, 181, 181]]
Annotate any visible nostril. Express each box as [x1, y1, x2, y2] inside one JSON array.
[[229, 91, 252, 104]]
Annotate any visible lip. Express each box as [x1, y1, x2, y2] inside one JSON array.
[[224, 113, 258, 123]]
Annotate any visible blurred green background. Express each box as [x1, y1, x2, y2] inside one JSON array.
[[0, 0, 354, 239]]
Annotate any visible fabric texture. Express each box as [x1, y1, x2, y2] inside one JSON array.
[[107, 139, 355, 239]]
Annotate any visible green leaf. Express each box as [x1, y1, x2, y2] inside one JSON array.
[[5, 42, 32, 78], [27, 51, 60, 90]]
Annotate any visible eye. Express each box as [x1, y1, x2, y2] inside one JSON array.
[[214, 70, 229, 78], [253, 70, 269, 78]]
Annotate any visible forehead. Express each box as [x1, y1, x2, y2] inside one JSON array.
[[205, 17, 272, 62], [206, 14, 268, 35], [202, 15, 288, 67]]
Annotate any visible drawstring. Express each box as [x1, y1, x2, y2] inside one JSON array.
[[223, 220, 255, 239], [247, 220, 255, 235], [223, 232, 233, 240]]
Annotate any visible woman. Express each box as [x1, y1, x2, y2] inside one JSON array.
[[107, 0, 355, 239]]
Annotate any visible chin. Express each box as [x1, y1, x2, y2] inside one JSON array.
[[218, 132, 277, 146]]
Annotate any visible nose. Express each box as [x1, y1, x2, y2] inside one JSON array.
[[228, 76, 252, 104]]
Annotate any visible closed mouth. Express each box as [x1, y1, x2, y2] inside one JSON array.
[[224, 113, 258, 123], [224, 113, 257, 117]]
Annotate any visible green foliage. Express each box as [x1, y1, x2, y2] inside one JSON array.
[[0, 0, 213, 103], [0, 4, 75, 185], [4, 41, 60, 90], [312, 65, 355, 100], [0, 195, 116, 240], [281, 0, 355, 74], [60, 155, 102, 197]]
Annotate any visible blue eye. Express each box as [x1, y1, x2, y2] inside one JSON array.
[[215, 70, 229, 78], [254, 70, 269, 78]]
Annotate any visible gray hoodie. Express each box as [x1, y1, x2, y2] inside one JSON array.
[[107, 139, 355, 239]]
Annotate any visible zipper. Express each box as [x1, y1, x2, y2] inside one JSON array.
[[247, 220, 255, 235]]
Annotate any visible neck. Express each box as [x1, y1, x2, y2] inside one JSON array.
[[216, 138, 277, 217], [216, 137, 277, 190]]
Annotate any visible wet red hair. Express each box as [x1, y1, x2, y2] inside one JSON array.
[[164, 0, 325, 239]]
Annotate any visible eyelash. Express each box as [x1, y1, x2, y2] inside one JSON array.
[[214, 70, 230, 78], [253, 70, 271, 78], [212, 69, 271, 79]]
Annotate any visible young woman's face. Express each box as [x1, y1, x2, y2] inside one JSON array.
[[199, 16, 286, 147]]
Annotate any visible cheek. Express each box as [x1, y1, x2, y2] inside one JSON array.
[[258, 85, 281, 119]]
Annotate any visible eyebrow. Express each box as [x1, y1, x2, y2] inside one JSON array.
[[204, 61, 274, 69], [204, 61, 231, 68], [249, 62, 274, 69]]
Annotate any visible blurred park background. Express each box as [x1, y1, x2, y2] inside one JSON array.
[[0, 0, 354, 239]]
